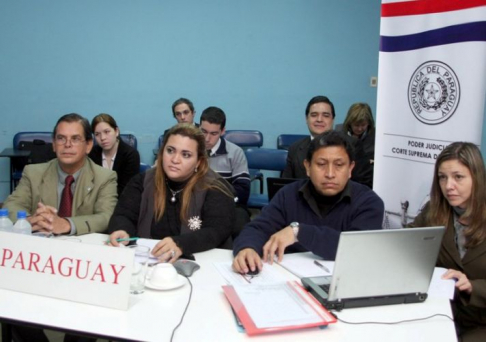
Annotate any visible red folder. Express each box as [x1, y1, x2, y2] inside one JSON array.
[[223, 281, 336, 336]]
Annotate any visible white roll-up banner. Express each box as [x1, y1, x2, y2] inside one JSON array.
[[374, 0, 486, 228]]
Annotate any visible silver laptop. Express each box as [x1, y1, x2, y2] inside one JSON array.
[[302, 227, 445, 311]]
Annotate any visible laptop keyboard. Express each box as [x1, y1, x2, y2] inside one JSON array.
[[319, 284, 330, 294]]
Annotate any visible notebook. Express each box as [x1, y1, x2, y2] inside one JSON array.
[[266, 177, 299, 201], [301, 226, 445, 311]]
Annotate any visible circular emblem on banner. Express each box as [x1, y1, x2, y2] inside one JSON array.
[[408, 61, 460, 125]]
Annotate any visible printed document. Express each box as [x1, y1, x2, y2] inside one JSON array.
[[428, 267, 455, 299], [277, 253, 334, 278], [232, 282, 325, 328]]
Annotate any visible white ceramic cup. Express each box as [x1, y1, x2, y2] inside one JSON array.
[[149, 263, 178, 287], [128, 245, 150, 294]]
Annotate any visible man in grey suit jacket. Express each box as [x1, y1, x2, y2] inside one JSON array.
[[3, 113, 117, 235], [282, 96, 335, 179]]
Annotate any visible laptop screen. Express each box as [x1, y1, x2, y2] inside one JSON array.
[[331, 227, 445, 299]]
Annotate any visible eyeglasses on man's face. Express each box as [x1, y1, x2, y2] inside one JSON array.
[[54, 135, 86, 146]]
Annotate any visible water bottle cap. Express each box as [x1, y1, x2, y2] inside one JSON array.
[[0, 208, 8, 217], [17, 211, 27, 219]]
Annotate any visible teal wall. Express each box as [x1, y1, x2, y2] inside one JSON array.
[[0, 1, 484, 201]]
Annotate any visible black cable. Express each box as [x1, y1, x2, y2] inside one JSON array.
[[331, 312, 454, 325], [170, 276, 193, 342]]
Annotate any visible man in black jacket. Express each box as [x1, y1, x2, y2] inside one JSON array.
[[282, 96, 335, 179]]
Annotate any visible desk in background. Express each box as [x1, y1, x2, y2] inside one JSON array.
[[0, 233, 457, 342]]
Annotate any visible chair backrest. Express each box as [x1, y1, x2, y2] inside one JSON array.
[[120, 133, 137, 149], [15, 132, 138, 149], [223, 130, 263, 148], [245, 148, 288, 171], [139, 162, 151, 173], [13, 132, 53, 149], [276, 134, 308, 150], [12, 132, 56, 186]]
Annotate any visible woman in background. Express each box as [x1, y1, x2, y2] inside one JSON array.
[[342, 103, 375, 188], [108, 124, 235, 261], [89, 113, 140, 196], [410, 142, 486, 341]]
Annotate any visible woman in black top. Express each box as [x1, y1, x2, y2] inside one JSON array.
[[89, 113, 140, 196], [108, 124, 235, 262]]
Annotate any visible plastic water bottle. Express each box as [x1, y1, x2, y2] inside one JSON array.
[[13, 210, 32, 235], [0, 209, 14, 233]]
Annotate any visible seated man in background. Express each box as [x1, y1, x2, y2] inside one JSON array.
[[163, 97, 199, 136], [233, 130, 384, 273], [200, 106, 251, 237], [282, 95, 335, 179], [200, 106, 251, 205], [3, 113, 117, 235], [172, 97, 197, 124]]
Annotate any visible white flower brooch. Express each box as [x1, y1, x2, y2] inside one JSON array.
[[188, 216, 202, 231]]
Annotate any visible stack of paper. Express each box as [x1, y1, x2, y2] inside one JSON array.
[[223, 281, 336, 335], [214, 260, 336, 335]]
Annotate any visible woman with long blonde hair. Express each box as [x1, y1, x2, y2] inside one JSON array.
[[108, 123, 235, 261]]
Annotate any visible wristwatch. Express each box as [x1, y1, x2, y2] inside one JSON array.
[[290, 222, 299, 242]]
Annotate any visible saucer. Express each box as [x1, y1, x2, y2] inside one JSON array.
[[145, 274, 186, 291]]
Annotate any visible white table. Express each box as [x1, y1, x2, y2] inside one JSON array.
[[0, 233, 457, 342]]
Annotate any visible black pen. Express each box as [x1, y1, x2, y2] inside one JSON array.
[[314, 260, 330, 273]]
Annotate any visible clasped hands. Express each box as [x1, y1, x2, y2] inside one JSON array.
[[108, 230, 182, 263], [28, 202, 71, 235], [232, 226, 296, 274]]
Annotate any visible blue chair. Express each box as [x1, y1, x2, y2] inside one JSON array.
[[223, 130, 263, 148], [245, 148, 288, 209], [13, 132, 53, 147], [277, 134, 308, 150], [139, 162, 151, 173], [152, 134, 165, 157], [119, 134, 137, 149], [223, 130, 264, 192], [93, 133, 137, 149], [11, 132, 54, 191]]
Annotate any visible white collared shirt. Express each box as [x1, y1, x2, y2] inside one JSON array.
[[208, 138, 222, 157], [102, 152, 117, 170]]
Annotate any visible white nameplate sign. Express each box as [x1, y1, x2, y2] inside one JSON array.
[[0, 232, 133, 310]]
